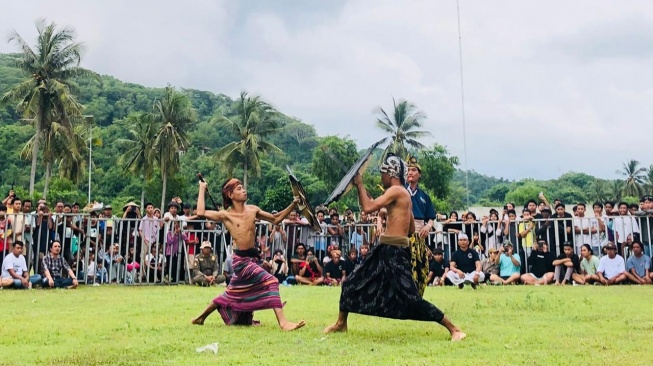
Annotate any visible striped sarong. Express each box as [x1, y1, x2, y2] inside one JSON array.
[[212, 253, 283, 325]]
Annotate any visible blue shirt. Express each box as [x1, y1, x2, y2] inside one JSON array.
[[408, 185, 436, 221], [499, 253, 521, 276], [626, 254, 650, 277]]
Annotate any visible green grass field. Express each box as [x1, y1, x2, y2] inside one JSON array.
[[1, 284, 652, 366]]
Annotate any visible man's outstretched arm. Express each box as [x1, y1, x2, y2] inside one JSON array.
[[197, 182, 226, 222], [256, 198, 299, 225]]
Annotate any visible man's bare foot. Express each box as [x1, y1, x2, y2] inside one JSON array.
[[451, 331, 466, 342], [280, 320, 306, 331], [323, 323, 347, 334], [191, 318, 205, 325]]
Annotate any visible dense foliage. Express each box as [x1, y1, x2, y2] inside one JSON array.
[[2, 49, 653, 211]]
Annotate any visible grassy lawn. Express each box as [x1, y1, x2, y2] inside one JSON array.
[[1, 284, 652, 366]]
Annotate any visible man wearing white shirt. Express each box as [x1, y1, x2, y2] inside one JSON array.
[[1, 241, 41, 289], [612, 202, 640, 255], [573, 204, 593, 253], [597, 242, 627, 286]]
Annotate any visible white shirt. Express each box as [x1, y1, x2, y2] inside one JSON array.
[[573, 216, 592, 248], [1, 253, 27, 279], [612, 215, 639, 243], [86, 261, 97, 277], [597, 254, 625, 279]]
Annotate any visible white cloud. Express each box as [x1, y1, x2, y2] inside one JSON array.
[[2, 0, 653, 180]]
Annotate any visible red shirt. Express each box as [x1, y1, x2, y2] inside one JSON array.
[[0, 219, 12, 251]]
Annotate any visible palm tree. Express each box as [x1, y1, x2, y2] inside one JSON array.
[[214, 91, 283, 191], [0, 19, 98, 196], [617, 159, 646, 198], [610, 180, 624, 202], [588, 179, 608, 203], [153, 86, 196, 210], [117, 113, 158, 208], [644, 165, 653, 195], [374, 98, 432, 159]]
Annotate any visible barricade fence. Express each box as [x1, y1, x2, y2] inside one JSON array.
[[1, 212, 651, 285]]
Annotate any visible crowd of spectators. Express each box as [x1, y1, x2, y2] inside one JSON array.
[[1, 189, 652, 289]]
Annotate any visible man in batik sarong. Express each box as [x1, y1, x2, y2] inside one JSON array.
[[191, 178, 305, 331], [324, 154, 466, 341], [406, 155, 435, 296]]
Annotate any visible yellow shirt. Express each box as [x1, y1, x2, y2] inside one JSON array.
[[518, 221, 535, 248]]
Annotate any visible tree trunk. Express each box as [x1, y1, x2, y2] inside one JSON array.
[[160, 165, 167, 211], [29, 133, 40, 197], [243, 159, 248, 192], [43, 162, 52, 199]]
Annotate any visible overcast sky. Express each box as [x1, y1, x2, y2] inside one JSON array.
[[2, 1, 653, 181]]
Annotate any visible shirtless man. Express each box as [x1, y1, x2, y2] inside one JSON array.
[[191, 178, 305, 331], [323, 154, 466, 341]]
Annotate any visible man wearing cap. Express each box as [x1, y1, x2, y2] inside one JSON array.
[[192, 241, 224, 286], [406, 155, 436, 296], [597, 242, 627, 285], [446, 233, 484, 289], [497, 242, 521, 285], [552, 242, 581, 285]]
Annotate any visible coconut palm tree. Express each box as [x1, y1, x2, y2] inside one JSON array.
[[374, 98, 432, 160], [610, 180, 624, 202], [617, 159, 646, 198], [644, 165, 653, 195], [117, 113, 158, 208], [0, 19, 98, 196], [153, 86, 196, 210], [214, 91, 283, 191], [588, 179, 608, 203]]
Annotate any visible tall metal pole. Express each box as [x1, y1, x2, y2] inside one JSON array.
[[85, 115, 94, 204], [456, 0, 470, 208]]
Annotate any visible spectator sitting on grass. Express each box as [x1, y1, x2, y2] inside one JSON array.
[[323, 249, 345, 286], [295, 248, 324, 286], [576, 244, 600, 285], [446, 233, 484, 289], [624, 241, 651, 284], [497, 242, 521, 285], [597, 242, 627, 286], [358, 243, 370, 264], [552, 242, 580, 285], [343, 248, 357, 276], [427, 248, 450, 286], [109, 244, 125, 283], [1, 241, 41, 289], [521, 240, 555, 285], [222, 253, 234, 286], [41, 240, 78, 289], [481, 247, 502, 285], [269, 249, 288, 284], [323, 244, 344, 265], [290, 242, 307, 275]]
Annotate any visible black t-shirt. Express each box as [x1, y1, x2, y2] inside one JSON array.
[[451, 248, 479, 274], [528, 250, 555, 277], [429, 259, 449, 277], [343, 259, 356, 276], [324, 260, 344, 279], [555, 253, 580, 273]]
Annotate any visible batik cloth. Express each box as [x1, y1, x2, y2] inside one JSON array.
[[410, 233, 429, 297], [339, 237, 445, 323]]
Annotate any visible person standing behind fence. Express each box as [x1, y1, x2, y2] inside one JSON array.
[[139, 203, 161, 263], [327, 213, 344, 247], [268, 221, 287, 257], [0, 204, 13, 267], [613, 202, 640, 256], [552, 204, 573, 255]]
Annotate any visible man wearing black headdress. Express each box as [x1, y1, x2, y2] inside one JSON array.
[[324, 154, 465, 341]]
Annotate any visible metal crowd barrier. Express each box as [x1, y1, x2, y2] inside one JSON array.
[[2, 212, 652, 285]]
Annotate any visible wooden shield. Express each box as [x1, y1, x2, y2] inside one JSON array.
[[287, 166, 322, 233], [323, 140, 384, 206]]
